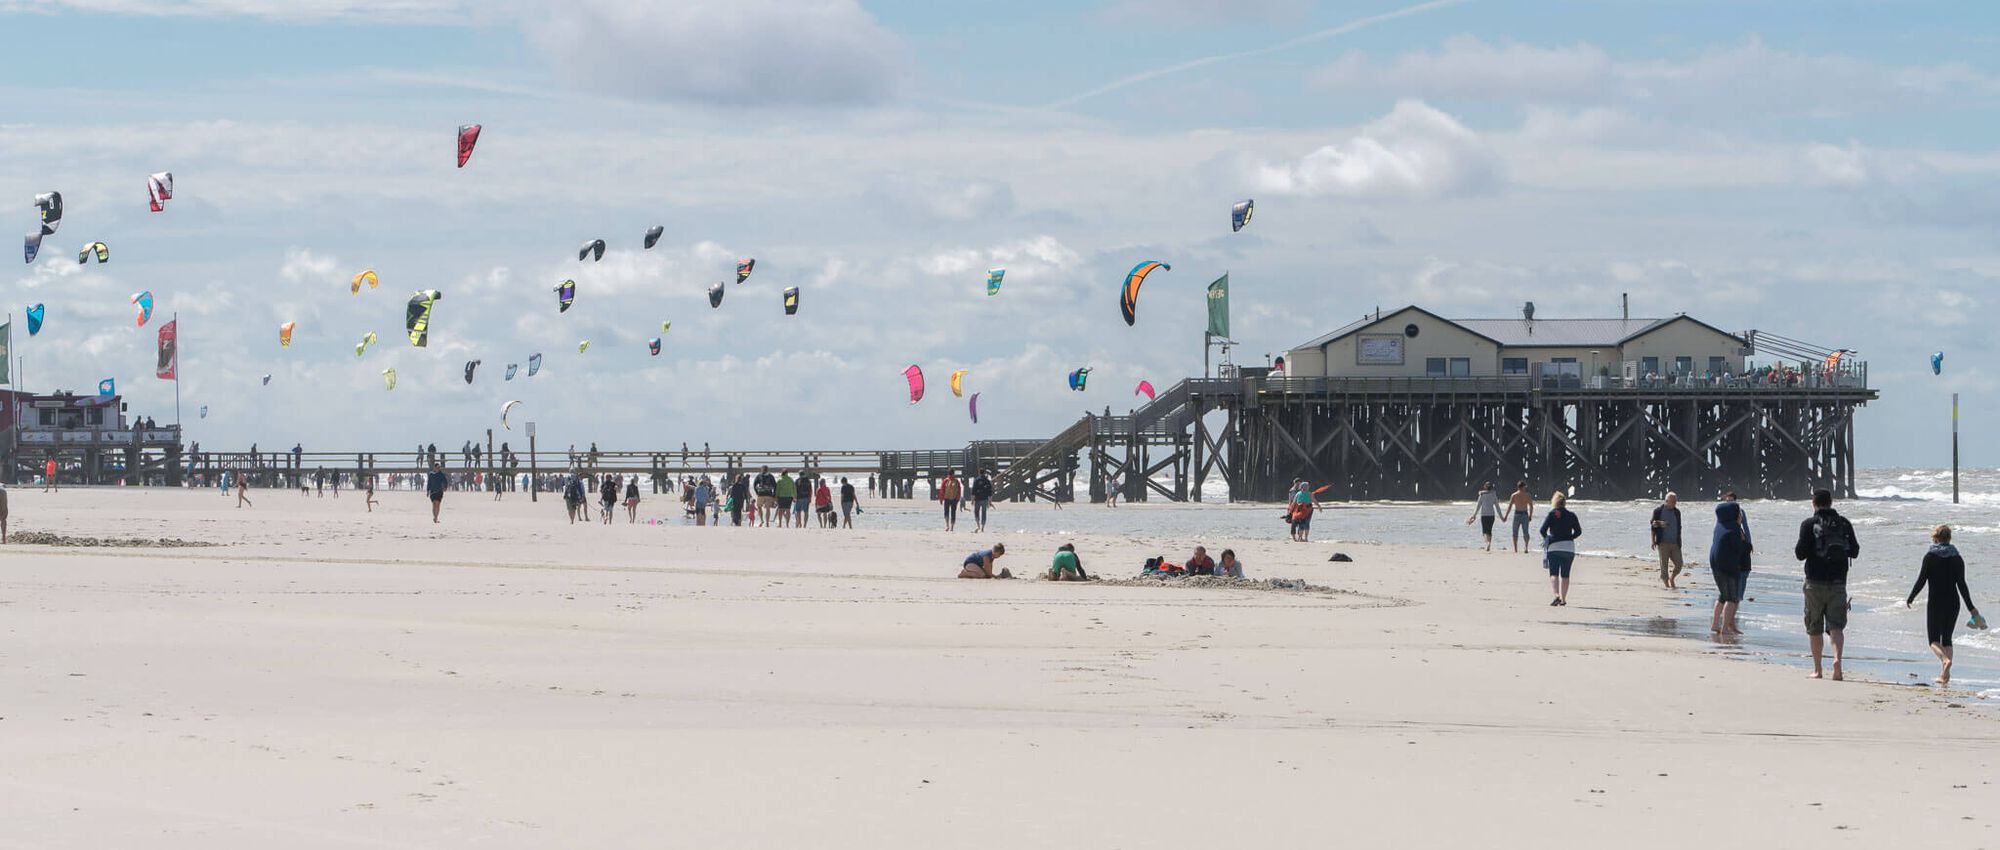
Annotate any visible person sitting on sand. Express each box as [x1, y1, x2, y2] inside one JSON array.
[[1048, 543, 1090, 581], [1217, 549, 1243, 579], [959, 543, 1010, 579], [1186, 545, 1216, 576]]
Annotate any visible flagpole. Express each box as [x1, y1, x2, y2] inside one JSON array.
[[172, 311, 181, 432]]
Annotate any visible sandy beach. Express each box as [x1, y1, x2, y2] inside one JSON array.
[[3, 487, 1996, 848]]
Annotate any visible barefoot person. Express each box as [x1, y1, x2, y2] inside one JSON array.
[[426, 461, 448, 524], [1906, 525, 1981, 687], [1650, 492, 1685, 589], [1539, 493, 1581, 606], [1505, 481, 1533, 553], [958, 543, 1009, 579], [1795, 489, 1860, 681], [1467, 482, 1499, 551], [0, 483, 9, 543], [1047, 543, 1090, 581], [1709, 493, 1752, 635], [235, 468, 254, 509]]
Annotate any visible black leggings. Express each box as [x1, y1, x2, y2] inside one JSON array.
[[1928, 599, 1961, 647], [943, 499, 960, 522], [973, 499, 989, 525]]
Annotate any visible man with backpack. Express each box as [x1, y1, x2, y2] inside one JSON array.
[[1794, 489, 1860, 681]]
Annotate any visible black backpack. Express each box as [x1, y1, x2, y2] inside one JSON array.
[[1812, 514, 1853, 562]]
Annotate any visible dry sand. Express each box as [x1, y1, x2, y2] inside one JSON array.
[[2, 486, 1995, 848]]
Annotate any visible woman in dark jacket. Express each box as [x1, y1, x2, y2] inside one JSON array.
[[1907, 525, 1982, 686], [1538, 493, 1582, 606], [1709, 493, 1752, 636]]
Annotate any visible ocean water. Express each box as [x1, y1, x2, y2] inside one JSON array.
[[843, 468, 1999, 699]]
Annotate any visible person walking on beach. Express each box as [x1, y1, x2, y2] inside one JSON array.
[[1467, 481, 1500, 551], [1539, 493, 1581, 606], [840, 477, 858, 528], [775, 470, 797, 529], [729, 474, 749, 526], [364, 479, 379, 513], [1906, 525, 1981, 687], [970, 468, 994, 533], [599, 474, 619, 525], [43, 456, 57, 493], [624, 475, 641, 523], [1106, 471, 1122, 508], [564, 474, 587, 524], [867, 474, 876, 498], [1795, 489, 1860, 681], [693, 476, 713, 526], [426, 461, 448, 523], [235, 467, 255, 508], [1506, 482, 1534, 553], [939, 471, 963, 531], [1709, 492, 1752, 635], [794, 474, 811, 529], [814, 477, 834, 528], [958, 543, 1009, 579], [1651, 492, 1685, 589]]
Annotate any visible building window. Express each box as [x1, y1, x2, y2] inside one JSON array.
[[1449, 357, 1471, 377], [1425, 357, 1447, 377], [1641, 356, 1660, 375], [1708, 356, 1727, 375], [1675, 356, 1693, 374], [1502, 357, 1528, 375], [38, 409, 55, 427], [86, 408, 104, 426]]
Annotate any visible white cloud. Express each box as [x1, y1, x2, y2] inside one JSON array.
[[10, 0, 908, 106], [1242, 100, 1499, 200], [1316, 37, 2000, 117], [1800, 142, 1872, 188], [519, 0, 906, 106], [279, 247, 340, 285]]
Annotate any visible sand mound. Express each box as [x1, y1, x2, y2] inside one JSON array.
[[1047, 574, 1341, 594], [10, 531, 217, 548]]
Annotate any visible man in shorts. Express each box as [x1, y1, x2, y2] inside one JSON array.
[[1505, 481, 1534, 553], [1795, 489, 1860, 680], [775, 470, 797, 528], [753, 466, 778, 527], [426, 462, 448, 523]]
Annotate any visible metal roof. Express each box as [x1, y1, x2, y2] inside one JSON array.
[[1453, 318, 1664, 347]]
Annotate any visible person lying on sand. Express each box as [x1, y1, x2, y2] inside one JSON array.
[[1048, 543, 1090, 581], [959, 543, 1010, 579], [1186, 546, 1216, 576]]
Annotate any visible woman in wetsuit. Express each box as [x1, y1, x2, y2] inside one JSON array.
[[1906, 525, 1981, 687]]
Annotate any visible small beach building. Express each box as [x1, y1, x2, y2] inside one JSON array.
[[1281, 305, 1751, 382]]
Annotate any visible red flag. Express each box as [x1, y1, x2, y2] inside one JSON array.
[[156, 319, 177, 380]]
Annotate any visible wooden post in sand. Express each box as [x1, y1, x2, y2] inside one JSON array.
[[527, 422, 538, 503], [1952, 393, 1960, 505]]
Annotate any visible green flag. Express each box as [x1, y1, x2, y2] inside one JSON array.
[[1206, 274, 1230, 339], [0, 321, 11, 385]]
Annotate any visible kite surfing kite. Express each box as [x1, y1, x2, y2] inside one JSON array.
[[949, 369, 967, 398], [130, 291, 153, 328], [406, 289, 441, 347], [555, 279, 576, 313], [351, 270, 378, 294], [969, 392, 980, 424], [279, 321, 295, 349], [648, 337, 661, 356], [1068, 367, 1092, 391], [456, 125, 481, 168], [25, 303, 44, 336], [661, 320, 672, 333], [987, 268, 1004, 296], [23, 232, 41, 264], [1932, 352, 1945, 375], [578, 239, 606, 262], [501, 399, 522, 430], [382, 368, 397, 391], [644, 226, 663, 249], [77, 242, 108, 264], [783, 286, 799, 315], [355, 331, 377, 357], [200, 405, 208, 419], [35, 191, 62, 235], [1119, 261, 1170, 326], [528, 352, 543, 376], [904, 365, 925, 405], [505, 363, 518, 380], [577, 340, 590, 354], [708, 281, 725, 308], [1231, 199, 1254, 232], [1135, 380, 1156, 401], [463, 360, 480, 384], [736, 258, 755, 284], [147, 172, 173, 212], [261, 374, 271, 386]]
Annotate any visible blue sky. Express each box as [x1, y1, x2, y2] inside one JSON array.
[[3, 0, 1997, 469]]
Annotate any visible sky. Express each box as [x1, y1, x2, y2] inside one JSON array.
[[1, 0, 1995, 468]]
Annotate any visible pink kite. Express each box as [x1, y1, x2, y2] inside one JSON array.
[[1134, 380, 1156, 401], [904, 365, 925, 405], [457, 124, 482, 168]]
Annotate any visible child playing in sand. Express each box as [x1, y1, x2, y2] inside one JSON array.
[[1048, 543, 1089, 581], [959, 543, 1010, 578]]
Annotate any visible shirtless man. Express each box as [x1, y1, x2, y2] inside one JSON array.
[[1504, 481, 1534, 553]]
